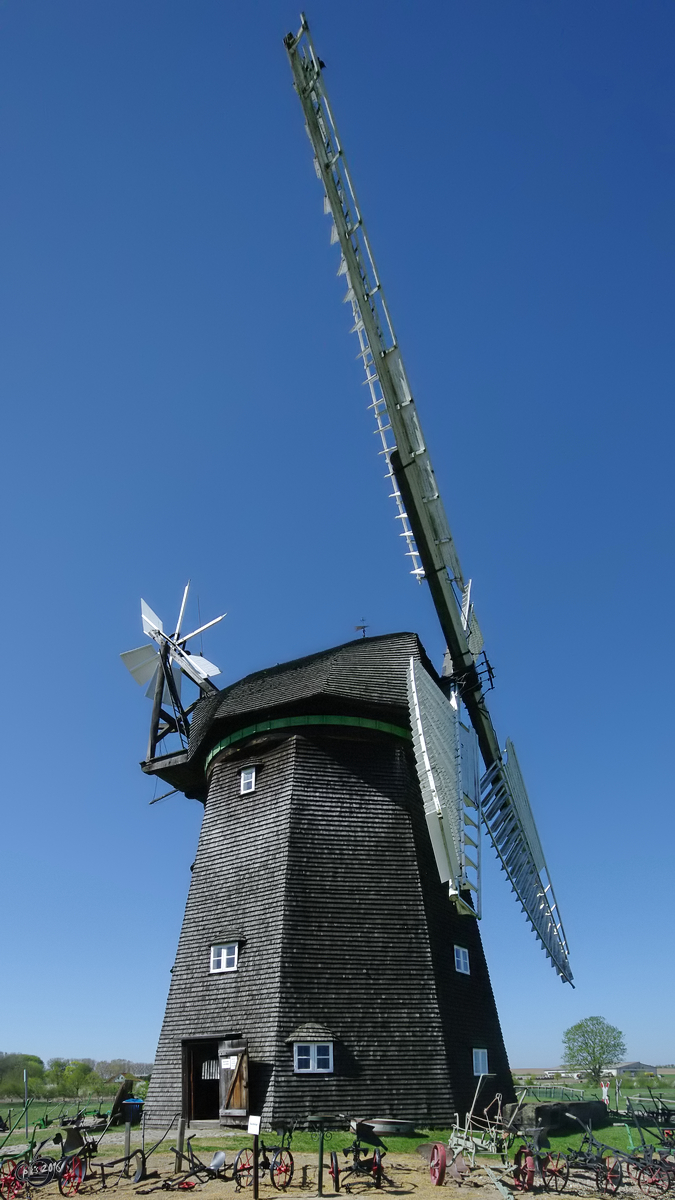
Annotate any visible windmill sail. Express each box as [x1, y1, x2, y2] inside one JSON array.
[[122, 589, 225, 760], [407, 657, 481, 917], [285, 14, 573, 983], [481, 742, 572, 982]]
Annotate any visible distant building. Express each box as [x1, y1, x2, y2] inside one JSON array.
[[605, 1062, 657, 1078]]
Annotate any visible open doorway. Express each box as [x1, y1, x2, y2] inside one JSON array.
[[182, 1039, 220, 1121]]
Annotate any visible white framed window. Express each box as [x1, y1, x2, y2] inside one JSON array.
[[454, 946, 470, 974], [473, 1048, 489, 1076], [293, 1042, 333, 1073], [240, 767, 256, 794], [210, 942, 238, 973]]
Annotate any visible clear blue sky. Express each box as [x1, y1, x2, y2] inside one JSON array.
[[1, 0, 673, 1070]]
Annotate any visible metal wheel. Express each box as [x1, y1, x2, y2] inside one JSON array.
[[329, 1150, 340, 1192], [637, 1164, 672, 1197], [0, 1162, 20, 1200], [270, 1150, 294, 1190], [27, 1158, 56, 1188], [133, 1151, 147, 1184], [372, 1150, 383, 1188], [541, 1152, 569, 1193], [430, 1143, 447, 1187], [514, 1149, 535, 1192], [596, 1156, 623, 1195], [58, 1157, 86, 1196], [234, 1148, 255, 1188]]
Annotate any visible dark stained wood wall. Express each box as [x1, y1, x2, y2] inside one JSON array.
[[146, 719, 513, 1126], [145, 735, 297, 1124]]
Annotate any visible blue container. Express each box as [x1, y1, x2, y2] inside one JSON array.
[[121, 1099, 144, 1125]]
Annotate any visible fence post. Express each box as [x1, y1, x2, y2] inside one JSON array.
[[252, 1133, 259, 1200], [317, 1128, 324, 1196], [174, 1117, 186, 1173], [123, 1120, 132, 1176]]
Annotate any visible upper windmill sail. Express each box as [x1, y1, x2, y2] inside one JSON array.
[[284, 14, 573, 984]]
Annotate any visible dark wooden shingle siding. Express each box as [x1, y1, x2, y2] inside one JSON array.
[[145, 737, 297, 1125], [146, 718, 513, 1126], [273, 733, 455, 1122]]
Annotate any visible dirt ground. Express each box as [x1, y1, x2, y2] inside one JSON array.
[[11, 1146, 631, 1200], [6, 1129, 652, 1200], [5, 1148, 500, 1200]]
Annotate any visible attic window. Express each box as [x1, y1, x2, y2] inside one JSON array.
[[293, 1042, 333, 1073], [240, 767, 256, 794], [210, 942, 238, 973]]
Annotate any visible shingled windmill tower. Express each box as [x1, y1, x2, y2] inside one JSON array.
[[127, 15, 572, 1130]]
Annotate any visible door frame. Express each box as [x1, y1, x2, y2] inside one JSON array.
[[181, 1033, 242, 1122]]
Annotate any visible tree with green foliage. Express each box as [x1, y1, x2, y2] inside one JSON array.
[[562, 1016, 626, 1084], [0, 1053, 45, 1097], [45, 1059, 103, 1098]]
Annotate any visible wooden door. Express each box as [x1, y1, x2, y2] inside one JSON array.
[[218, 1038, 249, 1125]]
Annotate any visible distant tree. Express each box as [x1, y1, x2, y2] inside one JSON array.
[[62, 1062, 96, 1097], [45, 1059, 99, 1098], [46, 1059, 69, 1093], [562, 1017, 626, 1084], [0, 1054, 45, 1098]]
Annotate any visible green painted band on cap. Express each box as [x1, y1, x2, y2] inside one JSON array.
[[205, 713, 411, 774]]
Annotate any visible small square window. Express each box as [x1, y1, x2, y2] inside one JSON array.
[[240, 767, 256, 794], [210, 942, 238, 973], [454, 946, 470, 974], [293, 1042, 333, 1073], [473, 1048, 489, 1076]]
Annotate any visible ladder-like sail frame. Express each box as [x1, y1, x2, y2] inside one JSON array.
[[285, 14, 573, 984], [407, 657, 481, 917]]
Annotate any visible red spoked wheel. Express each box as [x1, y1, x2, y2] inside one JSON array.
[[596, 1156, 623, 1195], [270, 1150, 294, 1190], [637, 1164, 671, 1198], [329, 1150, 340, 1192], [541, 1152, 569, 1193], [430, 1143, 447, 1187], [0, 1161, 21, 1200], [514, 1149, 536, 1192], [371, 1150, 383, 1189], [234, 1149, 255, 1188], [58, 1156, 86, 1196]]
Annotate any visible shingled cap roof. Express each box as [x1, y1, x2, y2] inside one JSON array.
[[189, 631, 436, 761], [143, 631, 438, 798]]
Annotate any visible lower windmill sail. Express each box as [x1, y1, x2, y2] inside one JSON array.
[[481, 742, 573, 984], [407, 657, 481, 916]]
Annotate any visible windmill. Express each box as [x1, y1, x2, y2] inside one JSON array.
[[137, 14, 573, 1133]]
